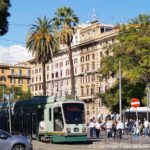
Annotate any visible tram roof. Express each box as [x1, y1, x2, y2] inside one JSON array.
[[0, 95, 80, 108], [125, 107, 150, 112]]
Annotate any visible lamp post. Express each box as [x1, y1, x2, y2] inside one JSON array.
[[4, 93, 12, 134], [8, 93, 12, 134], [119, 60, 122, 121], [146, 84, 150, 121]]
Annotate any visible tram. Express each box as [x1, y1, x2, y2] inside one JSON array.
[[0, 96, 87, 143], [123, 107, 150, 122]]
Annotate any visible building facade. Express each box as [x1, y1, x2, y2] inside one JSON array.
[[30, 20, 118, 121], [0, 62, 31, 92]]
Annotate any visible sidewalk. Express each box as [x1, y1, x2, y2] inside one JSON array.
[[88, 136, 150, 149]]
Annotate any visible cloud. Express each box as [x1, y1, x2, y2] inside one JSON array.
[[0, 45, 32, 64]]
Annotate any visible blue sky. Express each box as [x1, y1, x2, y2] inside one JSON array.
[[0, 0, 150, 64]]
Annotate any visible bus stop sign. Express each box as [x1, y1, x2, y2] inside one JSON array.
[[131, 98, 140, 108]]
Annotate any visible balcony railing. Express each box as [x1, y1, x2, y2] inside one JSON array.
[[7, 74, 30, 79]]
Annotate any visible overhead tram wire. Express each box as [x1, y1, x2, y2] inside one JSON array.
[[0, 38, 26, 45]]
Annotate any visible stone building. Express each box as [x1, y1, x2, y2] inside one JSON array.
[[30, 19, 118, 121], [0, 62, 31, 94]]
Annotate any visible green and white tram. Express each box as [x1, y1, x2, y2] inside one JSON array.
[[0, 96, 87, 143]]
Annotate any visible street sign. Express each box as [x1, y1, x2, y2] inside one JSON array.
[[131, 98, 140, 108]]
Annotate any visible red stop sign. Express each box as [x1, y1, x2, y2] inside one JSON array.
[[131, 98, 140, 108]]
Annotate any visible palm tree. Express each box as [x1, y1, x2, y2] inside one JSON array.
[[26, 16, 57, 96], [53, 7, 79, 95]]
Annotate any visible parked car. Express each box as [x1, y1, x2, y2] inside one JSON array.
[[0, 129, 32, 150]]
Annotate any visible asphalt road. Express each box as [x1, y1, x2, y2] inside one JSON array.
[[32, 136, 150, 150]]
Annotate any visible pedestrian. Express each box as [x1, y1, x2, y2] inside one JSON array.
[[89, 119, 95, 138], [95, 119, 101, 138], [105, 118, 113, 138], [116, 118, 124, 139], [143, 118, 149, 136]]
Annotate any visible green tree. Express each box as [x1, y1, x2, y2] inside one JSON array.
[[99, 14, 150, 112], [0, 85, 31, 102], [53, 7, 79, 95], [26, 17, 57, 96], [0, 0, 11, 35]]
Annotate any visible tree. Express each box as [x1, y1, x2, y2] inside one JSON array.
[[0, 85, 31, 102], [99, 14, 150, 112], [53, 7, 79, 95], [0, 0, 11, 35], [26, 17, 57, 96]]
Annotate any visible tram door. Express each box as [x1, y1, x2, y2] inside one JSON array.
[[54, 107, 64, 131], [31, 113, 36, 139]]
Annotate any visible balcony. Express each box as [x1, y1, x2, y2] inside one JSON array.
[[7, 74, 30, 79]]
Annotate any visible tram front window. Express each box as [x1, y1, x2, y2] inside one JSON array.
[[63, 103, 85, 124]]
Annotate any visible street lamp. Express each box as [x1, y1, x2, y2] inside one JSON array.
[[146, 84, 150, 121], [4, 93, 12, 134], [119, 60, 122, 121]]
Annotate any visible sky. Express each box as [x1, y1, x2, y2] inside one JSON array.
[[0, 0, 150, 64]]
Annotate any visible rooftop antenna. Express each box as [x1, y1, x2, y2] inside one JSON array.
[[91, 8, 98, 23], [86, 13, 90, 24]]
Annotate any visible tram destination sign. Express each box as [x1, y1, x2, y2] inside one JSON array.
[[131, 98, 140, 108]]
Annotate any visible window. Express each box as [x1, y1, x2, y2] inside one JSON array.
[[35, 85, 38, 91], [81, 87, 84, 96], [100, 52, 103, 57], [87, 86, 89, 95], [27, 69, 30, 76], [52, 73, 54, 78], [36, 76, 38, 82], [18, 79, 23, 84], [55, 72, 58, 78], [81, 56, 84, 62], [39, 76, 41, 81], [1, 69, 4, 74], [60, 62, 63, 67], [47, 66, 49, 71], [74, 58, 78, 64], [92, 54, 95, 59], [32, 70, 34, 74], [81, 65, 84, 73], [47, 74, 49, 80], [86, 63, 89, 71], [35, 69, 38, 74], [11, 69, 14, 75], [92, 62, 95, 70], [19, 69, 22, 76], [49, 108, 51, 121], [32, 77, 34, 83], [39, 68, 42, 73], [27, 79, 30, 84], [86, 55, 90, 61], [55, 63, 58, 68], [91, 74, 95, 81], [54, 107, 64, 131]]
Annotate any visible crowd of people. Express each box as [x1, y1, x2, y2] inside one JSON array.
[[87, 113, 150, 139]]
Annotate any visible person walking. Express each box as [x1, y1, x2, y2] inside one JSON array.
[[106, 118, 113, 138], [89, 119, 95, 138], [143, 119, 149, 137], [95, 120, 101, 138], [116, 118, 124, 139]]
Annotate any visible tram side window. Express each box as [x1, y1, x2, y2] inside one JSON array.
[[49, 108, 51, 121], [54, 107, 64, 131], [37, 108, 44, 121]]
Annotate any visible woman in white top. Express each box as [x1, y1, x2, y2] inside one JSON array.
[[95, 120, 102, 138]]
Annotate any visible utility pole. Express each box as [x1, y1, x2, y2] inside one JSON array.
[[8, 94, 12, 134], [147, 85, 150, 121], [119, 60, 122, 121]]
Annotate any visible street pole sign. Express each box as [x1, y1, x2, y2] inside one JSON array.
[[130, 98, 140, 108], [130, 97, 141, 145]]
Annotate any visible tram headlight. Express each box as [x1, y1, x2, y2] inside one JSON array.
[[82, 127, 86, 133], [66, 128, 71, 133]]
